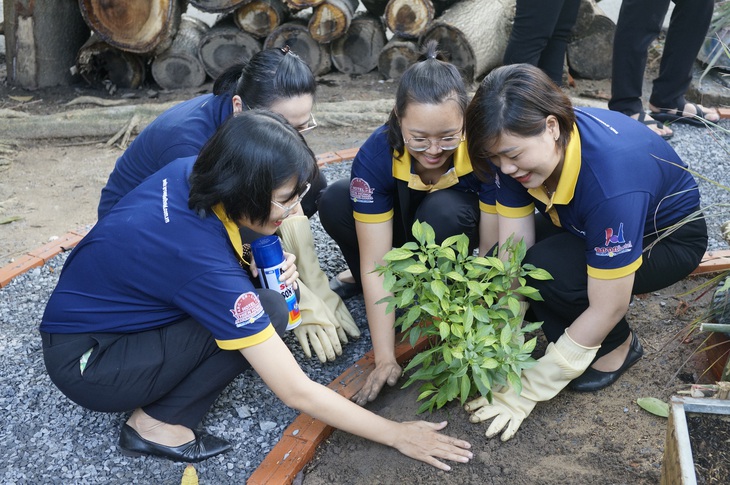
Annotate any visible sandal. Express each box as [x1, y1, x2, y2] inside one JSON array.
[[634, 111, 673, 140], [651, 101, 720, 127]]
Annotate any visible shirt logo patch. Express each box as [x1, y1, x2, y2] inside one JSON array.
[[595, 223, 633, 258], [350, 177, 374, 203], [230, 292, 265, 327]]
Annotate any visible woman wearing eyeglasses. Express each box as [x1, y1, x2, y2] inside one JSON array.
[[40, 112, 473, 469], [97, 46, 360, 363], [319, 41, 499, 406]]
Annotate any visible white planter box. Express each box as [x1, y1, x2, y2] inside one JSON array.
[[660, 395, 730, 485]]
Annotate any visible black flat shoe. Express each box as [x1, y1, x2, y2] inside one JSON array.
[[329, 276, 361, 300], [569, 332, 644, 392], [118, 424, 232, 462]]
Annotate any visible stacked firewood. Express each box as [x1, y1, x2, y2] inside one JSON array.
[[4, 0, 614, 91]]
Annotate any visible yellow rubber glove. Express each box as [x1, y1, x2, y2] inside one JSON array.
[[278, 215, 360, 342], [293, 281, 343, 362], [464, 331, 599, 441]]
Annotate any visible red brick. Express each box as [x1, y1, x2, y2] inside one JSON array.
[[0, 255, 44, 287], [28, 232, 83, 262]]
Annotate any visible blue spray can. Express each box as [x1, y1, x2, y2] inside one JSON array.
[[251, 235, 302, 330]]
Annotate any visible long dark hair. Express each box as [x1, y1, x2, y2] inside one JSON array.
[[465, 63, 575, 179], [212, 46, 317, 109], [188, 110, 317, 225], [386, 40, 469, 158]]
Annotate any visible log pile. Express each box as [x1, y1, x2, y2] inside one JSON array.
[[5, 0, 615, 91]]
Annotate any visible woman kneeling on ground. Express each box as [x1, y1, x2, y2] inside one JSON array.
[[463, 63, 707, 441], [39, 111, 472, 469]]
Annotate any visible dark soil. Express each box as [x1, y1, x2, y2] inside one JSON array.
[[302, 277, 722, 485], [687, 413, 730, 484]]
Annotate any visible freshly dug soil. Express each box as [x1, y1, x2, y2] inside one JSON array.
[[303, 277, 721, 485], [687, 413, 730, 484]]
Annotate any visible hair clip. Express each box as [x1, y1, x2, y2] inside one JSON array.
[[280, 45, 291, 55]]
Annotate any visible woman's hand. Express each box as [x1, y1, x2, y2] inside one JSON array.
[[280, 251, 298, 289], [352, 359, 402, 406], [393, 421, 472, 471]]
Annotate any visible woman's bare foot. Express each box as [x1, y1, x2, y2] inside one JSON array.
[[649, 102, 721, 123], [336, 269, 356, 284], [126, 408, 194, 447], [589, 333, 633, 372], [630, 112, 673, 138]]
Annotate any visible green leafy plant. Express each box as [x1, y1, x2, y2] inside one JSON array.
[[374, 220, 552, 413]]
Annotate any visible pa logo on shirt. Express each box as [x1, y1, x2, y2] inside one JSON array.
[[594, 222, 633, 258], [230, 292, 265, 327]]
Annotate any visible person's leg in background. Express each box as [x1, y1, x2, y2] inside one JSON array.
[[648, 0, 718, 124], [318, 178, 362, 295], [608, 0, 674, 138], [503, 0, 579, 85]]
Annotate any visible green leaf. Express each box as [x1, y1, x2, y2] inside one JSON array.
[[383, 248, 416, 261], [485, 257, 505, 272], [507, 371, 523, 395], [515, 286, 542, 300], [480, 358, 499, 369], [441, 234, 463, 249], [430, 279, 448, 300], [460, 374, 472, 404], [398, 263, 424, 275], [439, 321, 450, 340], [526, 268, 553, 281], [636, 397, 669, 418], [500, 325, 513, 347], [508, 298, 521, 318]]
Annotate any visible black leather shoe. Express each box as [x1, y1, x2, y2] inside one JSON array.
[[329, 276, 361, 300], [569, 331, 644, 392], [118, 424, 232, 462]]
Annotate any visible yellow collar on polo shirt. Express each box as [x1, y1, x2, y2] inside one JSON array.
[[528, 124, 581, 210], [392, 142, 472, 192], [212, 203, 244, 261]]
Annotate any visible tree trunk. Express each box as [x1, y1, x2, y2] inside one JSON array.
[[566, 0, 614, 80], [151, 16, 209, 89], [330, 14, 387, 74], [284, 0, 326, 10], [76, 34, 147, 89], [421, 0, 515, 82], [378, 37, 420, 80], [199, 16, 263, 78], [308, 0, 360, 44], [190, 0, 252, 13], [235, 0, 291, 39], [264, 21, 332, 75], [384, 0, 435, 39], [78, 0, 184, 55], [4, 0, 90, 89], [361, 0, 388, 17]]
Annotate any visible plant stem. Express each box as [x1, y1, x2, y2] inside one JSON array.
[[699, 323, 730, 333]]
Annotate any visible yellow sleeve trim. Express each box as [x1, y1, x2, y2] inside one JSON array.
[[496, 201, 535, 218], [480, 201, 497, 214], [354, 210, 394, 224], [216, 323, 275, 350], [587, 256, 643, 280]]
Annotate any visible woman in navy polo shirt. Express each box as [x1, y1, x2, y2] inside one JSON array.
[[40, 111, 473, 468], [97, 46, 360, 363], [462, 63, 707, 441], [319, 42, 499, 406]]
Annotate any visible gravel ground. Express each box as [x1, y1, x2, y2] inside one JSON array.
[[1, 122, 729, 484]]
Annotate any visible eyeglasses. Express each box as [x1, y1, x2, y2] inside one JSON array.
[[404, 133, 464, 152], [297, 113, 317, 134], [271, 182, 311, 218]]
